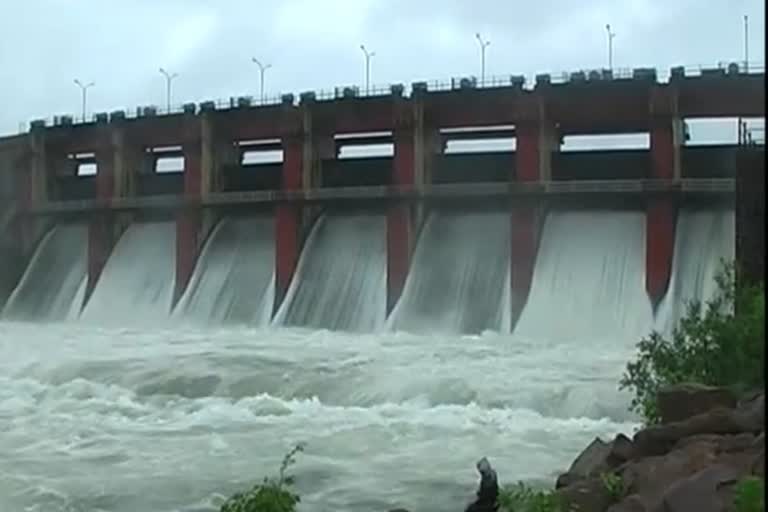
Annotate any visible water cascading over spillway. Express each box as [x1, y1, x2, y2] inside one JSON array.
[[654, 208, 735, 334], [513, 210, 654, 342], [2, 223, 88, 321], [389, 210, 511, 334], [81, 221, 176, 324], [275, 212, 387, 332], [174, 216, 275, 325]]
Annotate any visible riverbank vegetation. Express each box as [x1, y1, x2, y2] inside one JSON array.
[[620, 260, 764, 424]]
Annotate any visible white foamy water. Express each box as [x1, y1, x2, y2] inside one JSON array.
[[0, 207, 737, 511], [389, 210, 511, 334], [0, 322, 637, 512], [175, 216, 275, 325], [514, 210, 654, 343], [654, 208, 735, 334], [275, 213, 387, 332], [2, 223, 88, 322], [81, 222, 176, 325]]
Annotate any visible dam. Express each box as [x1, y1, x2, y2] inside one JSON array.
[[0, 64, 763, 511]]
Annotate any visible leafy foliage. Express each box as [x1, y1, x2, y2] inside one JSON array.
[[498, 482, 563, 512], [733, 477, 764, 512], [620, 261, 765, 423], [599, 472, 627, 503], [220, 443, 305, 512]]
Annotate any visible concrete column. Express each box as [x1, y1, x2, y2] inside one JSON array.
[[515, 120, 558, 182], [87, 131, 115, 307], [14, 126, 52, 261], [274, 102, 327, 315], [386, 95, 437, 314], [736, 148, 764, 286], [86, 123, 140, 306], [274, 130, 305, 314], [509, 116, 556, 330], [174, 114, 204, 305], [646, 106, 682, 309], [27, 127, 49, 207]]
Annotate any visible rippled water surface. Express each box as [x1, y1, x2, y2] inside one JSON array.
[[0, 323, 637, 511]]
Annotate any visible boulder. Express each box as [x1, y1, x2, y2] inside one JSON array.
[[737, 392, 765, 427], [633, 407, 761, 457], [556, 434, 635, 488], [657, 383, 737, 424], [557, 477, 614, 512], [659, 464, 740, 512], [606, 494, 651, 512], [619, 438, 719, 507], [718, 432, 756, 453]]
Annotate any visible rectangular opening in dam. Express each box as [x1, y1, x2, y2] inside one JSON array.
[[72, 152, 97, 177], [555, 134, 649, 180], [685, 118, 740, 146], [442, 125, 515, 154], [336, 132, 393, 159], [155, 156, 184, 174], [239, 139, 283, 165], [561, 133, 650, 151], [150, 146, 184, 174]]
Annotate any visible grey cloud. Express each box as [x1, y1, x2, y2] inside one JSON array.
[[0, 0, 763, 135]]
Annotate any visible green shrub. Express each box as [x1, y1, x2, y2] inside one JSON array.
[[620, 260, 765, 423], [220, 443, 305, 512], [599, 472, 627, 503], [733, 476, 764, 512], [498, 482, 563, 512]]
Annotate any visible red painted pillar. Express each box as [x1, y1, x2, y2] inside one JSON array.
[[274, 134, 304, 312], [175, 137, 202, 305], [646, 119, 679, 309], [510, 120, 553, 329], [386, 103, 421, 314], [86, 144, 115, 305]]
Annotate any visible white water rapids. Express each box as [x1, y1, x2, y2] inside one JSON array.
[[0, 208, 735, 511], [0, 323, 636, 512]]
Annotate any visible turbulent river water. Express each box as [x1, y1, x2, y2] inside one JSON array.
[[0, 207, 734, 510], [0, 322, 637, 512]]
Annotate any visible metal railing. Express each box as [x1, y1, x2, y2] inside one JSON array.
[[20, 60, 765, 132], [738, 118, 766, 146]]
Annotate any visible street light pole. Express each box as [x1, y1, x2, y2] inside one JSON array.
[[73, 79, 95, 123], [744, 15, 749, 72], [360, 45, 375, 93], [159, 68, 179, 113], [475, 33, 490, 82], [605, 24, 616, 70], [251, 58, 272, 103]]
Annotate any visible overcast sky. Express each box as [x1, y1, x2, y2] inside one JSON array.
[[0, 0, 764, 138]]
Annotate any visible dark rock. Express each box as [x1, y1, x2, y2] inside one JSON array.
[[659, 464, 740, 512], [633, 407, 760, 457], [610, 433, 635, 464], [606, 494, 651, 512], [557, 477, 614, 512], [657, 383, 737, 424], [737, 392, 764, 427], [464, 457, 499, 512], [556, 434, 634, 489], [619, 439, 718, 508], [718, 432, 756, 453]]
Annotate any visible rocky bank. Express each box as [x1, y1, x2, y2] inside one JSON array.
[[389, 384, 764, 512], [554, 383, 765, 512]]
